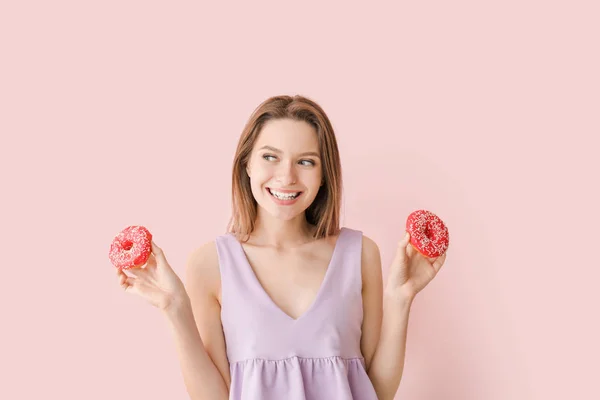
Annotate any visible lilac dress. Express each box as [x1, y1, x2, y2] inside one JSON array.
[[214, 227, 379, 400]]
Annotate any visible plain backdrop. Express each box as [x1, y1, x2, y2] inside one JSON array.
[[1, 1, 598, 399]]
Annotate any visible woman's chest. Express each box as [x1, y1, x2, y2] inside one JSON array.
[[237, 244, 335, 321]]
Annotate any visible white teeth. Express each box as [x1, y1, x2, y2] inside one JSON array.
[[270, 189, 300, 200]]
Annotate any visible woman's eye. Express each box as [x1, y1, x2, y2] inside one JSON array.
[[262, 155, 314, 166]]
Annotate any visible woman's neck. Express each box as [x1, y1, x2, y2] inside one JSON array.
[[251, 212, 316, 249]]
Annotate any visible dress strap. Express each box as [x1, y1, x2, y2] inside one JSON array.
[[214, 233, 256, 313], [327, 227, 363, 300]]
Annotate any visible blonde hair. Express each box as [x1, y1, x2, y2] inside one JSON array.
[[226, 95, 343, 242]]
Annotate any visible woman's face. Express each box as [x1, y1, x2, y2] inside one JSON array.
[[246, 118, 323, 221]]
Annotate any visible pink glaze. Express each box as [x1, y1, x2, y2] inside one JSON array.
[[406, 210, 449, 258], [108, 225, 153, 269]]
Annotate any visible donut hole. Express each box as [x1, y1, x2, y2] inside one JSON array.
[[122, 240, 134, 251]]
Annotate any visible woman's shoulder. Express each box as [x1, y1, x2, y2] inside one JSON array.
[[340, 226, 376, 246], [185, 239, 222, 298], [360, 233, 380, 264], [350, 229, 382, 291], [340, 226, 381, 270]]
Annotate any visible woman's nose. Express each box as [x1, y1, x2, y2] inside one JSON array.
[[275, 161, 297, 185]]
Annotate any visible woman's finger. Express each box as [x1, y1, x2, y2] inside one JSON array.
[[126, 266, 149, 278], [117, 268, 133, 289], [117, 271, 125, 286], [151, 241, 168, 265], [433, 252, 447, 273], [117, 273, 129, 289], [407, 242, 415, 258], [116, 267, 126, 279]]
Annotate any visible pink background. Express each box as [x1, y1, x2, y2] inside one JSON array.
[[1, 1, 598, 399]]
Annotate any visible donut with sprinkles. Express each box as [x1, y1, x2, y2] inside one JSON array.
[[109, 225, 153, 270], [406, 210, 449, 258]]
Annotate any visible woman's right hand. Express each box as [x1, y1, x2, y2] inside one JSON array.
[[117, 241, 189, 312]]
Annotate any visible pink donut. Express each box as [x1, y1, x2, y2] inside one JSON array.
[[406, 210, 449, 258], [108, 226, 153, 270]]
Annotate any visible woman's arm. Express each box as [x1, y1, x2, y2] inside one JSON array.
[[163, 299, 229, 400], [162, 241, 230, 400], [360, 235, 415, 400], [359, 235, 383, 371], [369, 229, 448, 399], [368, 291, 413, 400]]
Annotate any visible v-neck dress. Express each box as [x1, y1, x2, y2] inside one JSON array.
[[214, 227, 379, 400]]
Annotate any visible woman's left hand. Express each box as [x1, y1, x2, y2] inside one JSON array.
[[386, 231, 448, 300]]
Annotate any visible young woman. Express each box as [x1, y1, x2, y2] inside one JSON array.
[[117, 95, 447, 400]]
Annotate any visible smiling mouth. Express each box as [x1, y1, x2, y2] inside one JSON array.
[[267, 188, 303, 200]]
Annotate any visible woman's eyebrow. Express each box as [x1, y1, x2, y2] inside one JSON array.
[[258, 145, 320, 158]]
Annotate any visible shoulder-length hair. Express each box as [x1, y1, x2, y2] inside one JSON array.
[[226, 95, 343, 242]]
